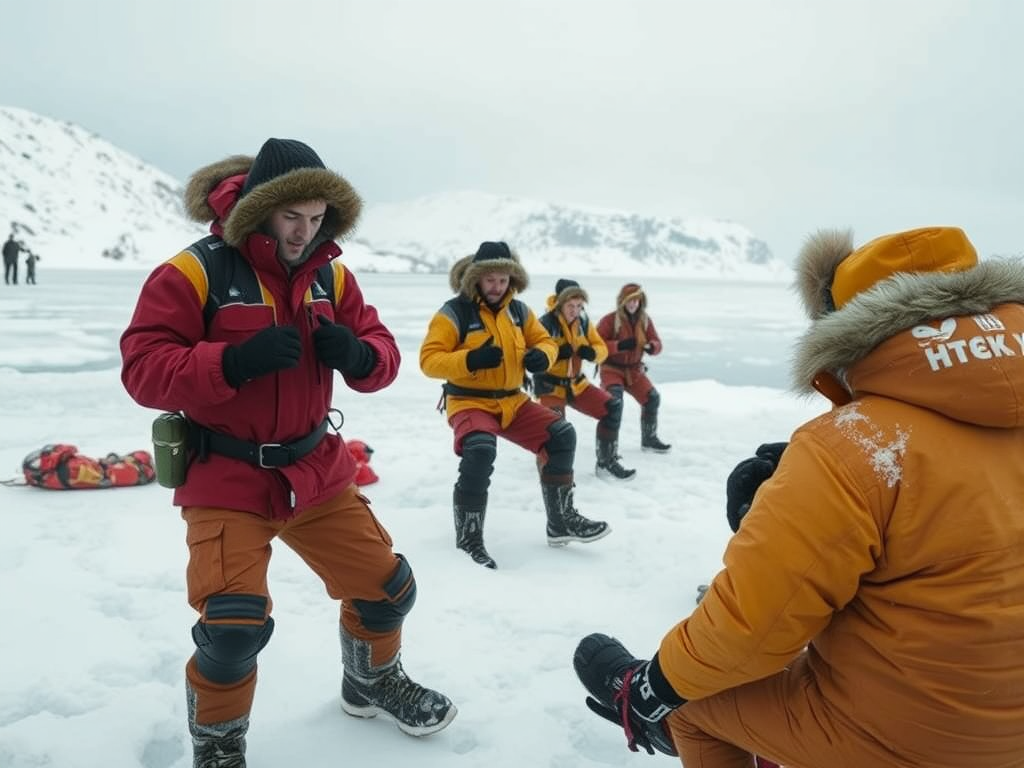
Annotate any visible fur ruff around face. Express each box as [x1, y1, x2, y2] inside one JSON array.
[[792, 230, 1024, 395], [554, 285, 589, 309], [183, 155, 362, 248], [448, 249, 529, 298], [613, 283, 648, 335]]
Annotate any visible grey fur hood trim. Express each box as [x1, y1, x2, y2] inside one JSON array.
[[183, 156, 363, 248], [554, 285, 589, 308], [792, 259, 1024, 394], [795, 229, 854, 320], [448, 249, 529, 297]]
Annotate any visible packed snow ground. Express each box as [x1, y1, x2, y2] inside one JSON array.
[[0, 271, 825, 768]]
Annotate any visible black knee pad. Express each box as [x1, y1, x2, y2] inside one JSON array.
[[193, 594, 274, 684], [351, 554, 417, 633], [599, 395, 624, 432], [644, 388, 661, 414], [542, 418, 576, 476], [457, 431, 496, 495], [607, 385, 624, 401]]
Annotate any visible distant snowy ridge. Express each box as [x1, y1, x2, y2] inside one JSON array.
[[0, 106, 789, 280], [354, 191, 786, 279]]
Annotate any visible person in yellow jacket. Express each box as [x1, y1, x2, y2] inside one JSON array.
[[573, 226, 1024, 767], [533, 278, 636, 481], [420, 242, 611, 569]]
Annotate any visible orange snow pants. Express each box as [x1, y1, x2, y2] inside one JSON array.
[[182, 483, 406, 724]]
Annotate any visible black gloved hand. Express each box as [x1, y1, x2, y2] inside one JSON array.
[[577, 345, 597, 361], [314, 315, 376, 377], [557, 342, 574, 360], [574, 633, 683, 756], [617, 338, 637, 351], [222, 325, 302, 388], [643, 342, 656, 354], [466, 335, 503, 372], [725, 441, 788, 533], [524, 348, 550, 373]]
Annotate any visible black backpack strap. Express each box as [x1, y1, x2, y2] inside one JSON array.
[[509, 298, 528, 330], [440, 295, 529, 346], [185, 235, 261, 327], [539, 310, 561, 338], [311, 262, 336, 305]]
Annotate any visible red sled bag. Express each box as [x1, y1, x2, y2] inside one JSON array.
[[347, 440, 379, 486], [22, 444, 156, 490]]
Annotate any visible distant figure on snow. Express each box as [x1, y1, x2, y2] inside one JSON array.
[[25, 250, 40, 285], [3, 231, 21, 285], [532, 278, 636, 481], [596, 283, 672, 453]]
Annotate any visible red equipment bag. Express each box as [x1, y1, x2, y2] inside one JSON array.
[[347, 440, 379, 486], [22, 444, 156, 489]]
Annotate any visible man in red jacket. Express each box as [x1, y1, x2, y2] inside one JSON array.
[[121, 138, 454, 767], [596, 283, 671, 453]]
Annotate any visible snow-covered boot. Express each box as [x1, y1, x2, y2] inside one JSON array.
[[641, 413, 671, 453], [542, 477, 611, 546], [187, 680, 248, 768], [453, 487, 497, 569], [595, 430, 636, 481], [340, 628, 457, 736]]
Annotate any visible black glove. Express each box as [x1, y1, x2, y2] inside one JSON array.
[[222, 325, 302, 388], [523, 348, 550, 373], [557, 342, 574, 360], [466, 335, 503, 372], [617, 338, 637, 351], [314, 315, 376, 377], [643, 342, 656, 354], [577, 345, 597, 361], [574, 633, 683, 756], [725, 441, 788, 533]]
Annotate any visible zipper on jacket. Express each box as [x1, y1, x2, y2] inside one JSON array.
[[306, 304, 322, 385]]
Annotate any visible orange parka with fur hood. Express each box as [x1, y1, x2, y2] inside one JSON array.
[[659, 228, 1024, 766]]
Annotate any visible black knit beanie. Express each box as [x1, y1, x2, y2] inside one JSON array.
[[472, 241, 512, 263], [240, 138, 327, 198], [555, 278, 580, 295]]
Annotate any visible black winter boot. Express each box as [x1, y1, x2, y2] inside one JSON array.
[[453, 487, 497, 569], [187, 680, 248, 768], [595, 432, 636, 481], [641, 414, 671, 453], [541, 478, 611, 546], [340, 628, 457, 736]]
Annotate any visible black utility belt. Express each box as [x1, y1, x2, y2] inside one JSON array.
[[442, 383, 522, 399], [193, 419, 329, 468], [535, 372, 585, 388]]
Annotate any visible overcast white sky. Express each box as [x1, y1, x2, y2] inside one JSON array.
[[2, 0, 1022, 263]]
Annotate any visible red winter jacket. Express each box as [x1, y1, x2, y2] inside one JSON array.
[[120, 232, 399, 520]]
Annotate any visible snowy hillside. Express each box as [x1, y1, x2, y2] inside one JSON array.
[[0, 106, 206, 269], [0, 106, 788, 279]]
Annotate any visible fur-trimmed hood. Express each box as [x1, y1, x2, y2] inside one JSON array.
[[448, 244, 529, 298], [549, 278, 588, 311], [792, 229, 1024, 416], [611, 282, 649, 335], [183, 153, 362, 248]]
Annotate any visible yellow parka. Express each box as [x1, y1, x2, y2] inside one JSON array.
[[659, 228, 1024, 766], [535, 293, 608, 400], [420, 247, 557, 428]]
